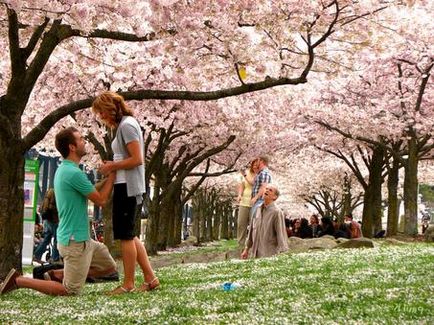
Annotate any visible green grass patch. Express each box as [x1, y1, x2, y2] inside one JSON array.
[[1, 243, 433, 324]]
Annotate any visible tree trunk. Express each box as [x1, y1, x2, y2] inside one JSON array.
[[227, 203, 235, 239], [101, 197, 121, 258], [157, 198, 171, 251], [220, 205, 229, 239], [173, 198, 183, 246], [200, 201, 207, 242], [340, 175, 352, 221], [165, 194, 182, 248], [362, 146, 384, 237], [213, 204, 221, 240], [163, 199, 175, 249], [403, 137, 419, 235], [232, 206, 238, 239], [386, 156, 400, 236], [192, 197, 201, 244], [362, 187, 374, 238], [0, 147, 25, 278], [205, 199, 213, 242], [145, 193, 161, 255]]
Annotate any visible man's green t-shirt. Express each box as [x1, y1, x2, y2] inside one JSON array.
[[54, 160, 95, 246]]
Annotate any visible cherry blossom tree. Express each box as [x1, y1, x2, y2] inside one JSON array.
[[283, 149, 364, 220], [309, 11, 434, 235], [0, 0, 404, 277]]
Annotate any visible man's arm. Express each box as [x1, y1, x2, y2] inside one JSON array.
[[87, 173, 116, 207], [250, 182, 269, 205]]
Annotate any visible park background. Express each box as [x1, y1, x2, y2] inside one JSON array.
[[0, 1, 433, 323]]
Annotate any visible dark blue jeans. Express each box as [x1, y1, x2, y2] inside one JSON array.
[[33, 220, 59, 261]]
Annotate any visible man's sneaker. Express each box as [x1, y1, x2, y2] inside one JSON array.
[[0, 268, 19, 294]]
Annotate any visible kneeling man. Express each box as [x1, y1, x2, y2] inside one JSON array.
[[1, 127, 117, 296]]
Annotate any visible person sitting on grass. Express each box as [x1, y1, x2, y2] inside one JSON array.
[[0, 127, 117, 296], [309, 214, 321, 238], [344, 214, 362, 238], [318, 217, 335, 237], [293, 218, 313, 239]]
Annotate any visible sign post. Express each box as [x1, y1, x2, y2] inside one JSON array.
[[23, 159, 39, 265]]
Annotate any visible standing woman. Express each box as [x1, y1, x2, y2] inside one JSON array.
[[236, 159, 257, 247], [92, 91, 159, 295]]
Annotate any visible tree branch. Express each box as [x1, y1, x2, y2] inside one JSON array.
[[415, 62, 433, 112], [179, 135, 236, 180], [182, 159, 211, 205], [312, 1, 340, 49], [23, 19, 65, 98], [84, 29, 158, 42], [85, 131, 110, 161], [22, 76, 307, 151], [7, 8, 22, 76], [22, 17, 50, 59]]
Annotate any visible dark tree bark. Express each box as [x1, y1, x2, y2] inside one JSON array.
[[403, 137, 419, 235], [205, 191, 214, 242], [0, 147, 25, 278], [172, 197, 183, 246], [227, 202, 235, 239], [145, 185, 162, 255], [386, 155, 400, 236], [220, 205, 229, 240], [361, 146, 384, 237], [192, 195, 201, 244], [213, 203, 221, 240], [339, 174, 352, 221], [101, 198, 121, 258]]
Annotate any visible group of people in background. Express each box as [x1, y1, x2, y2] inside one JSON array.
[[235, 157, 363, 261], [285, 213, 362, 239]]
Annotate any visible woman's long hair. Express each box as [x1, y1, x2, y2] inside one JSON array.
[[92, 91, 134, 127]]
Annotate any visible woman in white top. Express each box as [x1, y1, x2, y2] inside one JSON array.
[[92, 91, 159, 295]]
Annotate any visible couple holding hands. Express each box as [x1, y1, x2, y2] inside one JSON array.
[[1, 92, 158, 296]]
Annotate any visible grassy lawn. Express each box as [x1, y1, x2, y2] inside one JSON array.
[[1, 243, 433, 324]]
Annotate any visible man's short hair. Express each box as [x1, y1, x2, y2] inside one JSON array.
[[55, 127, 79, 158], [344, 214, 353, 220], [259, 155, 269, 166]]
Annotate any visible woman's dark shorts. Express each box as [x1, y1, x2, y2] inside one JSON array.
[[112, 183, 138, 240]]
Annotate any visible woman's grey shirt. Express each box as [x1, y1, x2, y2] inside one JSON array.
[[112, 116, 145, 204]]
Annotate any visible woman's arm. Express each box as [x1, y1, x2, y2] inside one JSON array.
[[237, 181, 245, 203]]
